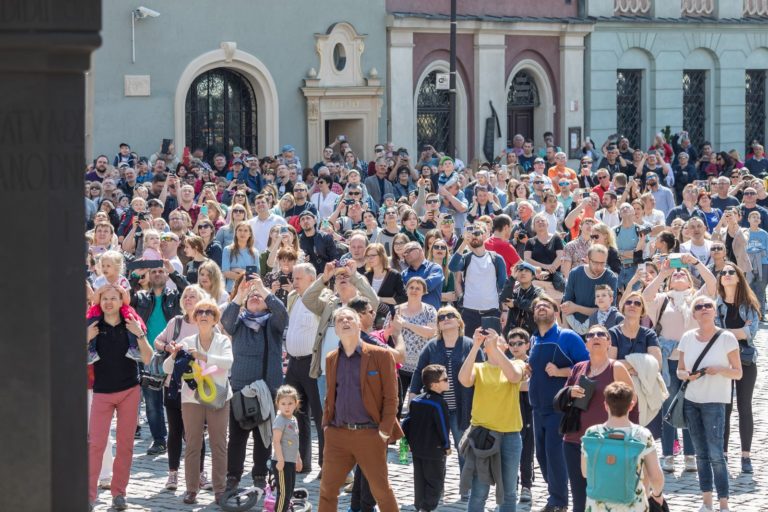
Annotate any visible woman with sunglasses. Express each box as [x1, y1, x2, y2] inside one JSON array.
[[588, 222, 622, 275], [438, 215, 459, 250], [163, 300, 233, 505], [427, 239, 460, 305], [524, 212, 566, 300], [409, 305, 482, 474], [561, 324, 634, 512], [643, 256, 717, 474], [364, 243, 406, 326], [195, 219, 222, 268], [677, 296, 742, 512], [310, 175, 340, 222], [706, 242, 729, 280], [221, 274, 288, 493], [714, 263, 761, 474], [216, 206, 250, 248]]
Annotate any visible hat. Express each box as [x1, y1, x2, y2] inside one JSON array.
[[439, 156, 454, 166], [280, 144, 296, 153], [298, 210, 316, 219], [232, 146, 243, 154], [516, 261, 537, 274], [232, 159, 244, 165], [382, 193, 395, 200]]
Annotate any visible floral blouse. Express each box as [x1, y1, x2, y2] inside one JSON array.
[[384, 302, 437, 373]]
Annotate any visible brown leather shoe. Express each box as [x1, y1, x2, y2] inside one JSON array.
[[182, 491, 197, 504]]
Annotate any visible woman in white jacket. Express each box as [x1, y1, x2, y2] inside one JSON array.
[[164, 299, 233, 506]]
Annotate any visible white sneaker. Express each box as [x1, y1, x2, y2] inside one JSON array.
[[199, 471, 213, 491], [684, 455, 697, 472], [697, 505, 713, 512], [661, 455, 675, 473]]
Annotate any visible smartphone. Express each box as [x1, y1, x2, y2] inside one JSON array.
[[695, 180, 709, 190], [344, 199, 355, 205], [245, 265, 259, 280], [161, 138, 172, 154], [658, 254, 667, 264], [480, 316, 502, 335], [279, 275, 290, 286], [338, 135, 347, 142], [279, 226, 289, 234], [669, 254, 687, 269], [200, 205, 208, 216], [321, 219, 330, 229], [127, 260, 163, 272], [638, 263, 646, 273], [582, 191, 591, 199]]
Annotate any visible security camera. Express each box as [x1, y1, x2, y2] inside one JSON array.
[[134, 6, 160, 18]]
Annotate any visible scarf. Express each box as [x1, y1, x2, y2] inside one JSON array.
[[239, 309, 271, 332], [667, 289, 693, 324]]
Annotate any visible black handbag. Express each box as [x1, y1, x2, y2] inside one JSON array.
[[738, 340, 756, 366], [648, 496, 670, 512]]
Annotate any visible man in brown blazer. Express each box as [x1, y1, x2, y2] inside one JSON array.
[[318, 307, 402, 512]]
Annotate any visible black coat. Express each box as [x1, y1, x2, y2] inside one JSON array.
[[364, 269, 407, 319], [129, 271, 188, 323]]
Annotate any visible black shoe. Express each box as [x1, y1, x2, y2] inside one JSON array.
[[146, 441, 167, 456], [742, 457, 753, 474], [134, 426, 141, 439], [225, 476, 240, 492], [253, 474, 267, 489]]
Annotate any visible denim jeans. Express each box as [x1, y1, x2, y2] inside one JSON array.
[[141, 386, 167, 444], [468, 431, 522, 512], [317, 374, 326, 408], [684, 400, 729, 499], [447, 409, 466, 471], [661, 359, 694, 456], [618, 264, 637, 291]]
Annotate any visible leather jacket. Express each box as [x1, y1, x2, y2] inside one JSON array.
[[129, 271, 188, 323]]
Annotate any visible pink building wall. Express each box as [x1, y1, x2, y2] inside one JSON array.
[[387, 0, 579, 18]]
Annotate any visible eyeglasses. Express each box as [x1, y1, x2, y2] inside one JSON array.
[[721, 269, 737, 276], [624, 299, 642, 307], [195, 309, 216, 317], [585, 331, 609, 340], [589, 259, 607, 266], [364, 253, 378, 259], [508, 341, 527, 348], [693, 302, 715, 311], [437, 313, 457, 321]]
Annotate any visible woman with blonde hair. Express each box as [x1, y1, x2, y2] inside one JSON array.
[[272, 193, 295, 217], [409, 305, 484, 471], [589, 222, 622, 275], [217, 204, 250, 248], [197, 260, 229, 305]]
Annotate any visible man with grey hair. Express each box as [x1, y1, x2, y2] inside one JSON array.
[[364, 157, 394, 210], [711, 176, 740, 211], [285, 263, 325, 473], [402, 242, 444, 311], [341, 230, 369, 273]]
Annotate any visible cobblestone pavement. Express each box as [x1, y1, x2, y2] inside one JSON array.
[[93, 323, 768, 511]]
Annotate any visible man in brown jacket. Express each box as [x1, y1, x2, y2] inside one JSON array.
[[318, 307, 402, 512]]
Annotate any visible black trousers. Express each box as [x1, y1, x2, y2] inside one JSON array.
[[724, 362, 757, 453], [350, 465, 376, 512], [461, 307, 501, 339], [271, 460, 296, 512], [165, 401, 205, 472], [519, 397, 535, 489], [227, 406, 271, 481], [284, 355, 324, 468], [413, 455, 446, 511]]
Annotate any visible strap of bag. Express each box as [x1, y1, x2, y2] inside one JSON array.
[[172, 315, 183, 341], [689, 329, 723, 375], [261, 321, 270, 381], [654, 296, 669, 335]]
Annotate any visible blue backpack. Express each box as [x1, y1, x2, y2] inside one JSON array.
[[582, 426, 646, 504]]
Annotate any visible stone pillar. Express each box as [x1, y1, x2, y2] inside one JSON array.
[[652, 52, 686, 140], [654, 0, 682, 18], [388, 29, 415, 152], [560, 31, 588, 156], [0, 2, 101, 511], [717, 0, 743, 19], [585, 0, 614, 17], [473, 32, 507, 161], [714, 51, 747, 151]]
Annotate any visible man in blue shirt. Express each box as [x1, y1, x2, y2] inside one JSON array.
[[561, 244, 618, 332], [401, 242, 444, 311], [739, 187, 768, 231], [529, 295, 588, 512], [615, 203, 643, 291]]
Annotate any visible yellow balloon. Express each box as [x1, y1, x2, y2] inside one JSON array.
[[190, 361, 217, 403]]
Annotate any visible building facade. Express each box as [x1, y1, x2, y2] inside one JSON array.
[[88, 0, 388, 162], [584, 0, 768, 154]]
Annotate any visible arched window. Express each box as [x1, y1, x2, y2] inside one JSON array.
[[417, 71, 450, 153], [185, 68, 257, 161], [507, 71, 540, 142]]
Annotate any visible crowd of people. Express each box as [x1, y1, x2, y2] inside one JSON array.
[[85, 132, 766, 512]]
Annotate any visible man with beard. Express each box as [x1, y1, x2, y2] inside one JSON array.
[[448, 223, 506, 336], [528, 295, 588, 512], [86, 155, 110, 182]]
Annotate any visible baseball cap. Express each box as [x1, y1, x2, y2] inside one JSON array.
[[298, 210, 316, 220], [232, 146, 243, 154], [439, 156, 454, 166], [516, 261, 537, 274], [280, 144, 296, 153], [232, 159, 244, 165]]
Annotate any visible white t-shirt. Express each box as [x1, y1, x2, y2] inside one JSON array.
[[248, 214, 287, 252], [285, 297, 320, 357], [678, 329, 739, 404], [462, 252, 499, 311], [595, 208, 620, 228]]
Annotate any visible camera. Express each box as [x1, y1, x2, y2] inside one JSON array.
[[134, 6, 160, 18]]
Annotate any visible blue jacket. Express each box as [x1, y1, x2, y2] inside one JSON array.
[[448, 250, 507, 292], [529, 323, 589, 412], [409, 336, 485, 430], [714, 297, 760, 348]]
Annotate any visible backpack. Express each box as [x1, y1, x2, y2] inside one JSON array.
[[582, 426, 646, 504]]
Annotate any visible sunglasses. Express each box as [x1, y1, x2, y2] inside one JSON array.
[[533, 181, 545, 185], [711, 246, 724, 252], [437, 313, 458, 321], [743, 191, 757, 196], [195, 309, 216, 317], [598, 175, 609, 180], [199, 224, 213, 229], [721, 269, 737, 276], [624, 299, 642, 307], [590, 234, 601, 239], [233, 210, 246, 215], [432, 245, 447, 251], [585, 331, 609, 340], [426, 199, 439, 204], [437, 377, 449, 383], [508, 341, 527, 347], [693, 302, 715, 311]]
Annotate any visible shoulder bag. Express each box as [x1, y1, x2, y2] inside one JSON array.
[[663, 329, 722, 429]]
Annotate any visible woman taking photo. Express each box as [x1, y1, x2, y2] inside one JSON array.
[[427, 238, 460, 305], [524, 212, 566, 300], [221, 274, 288, 492], [153, 285, 212, 492], [643, 256, 717, 474], [196, 219, 223, 267], [364, 242, 406, 325], [677, 295, 742, 512], [385, 277, 437, 398], [182, 235, 209, 284], [221, 223, 259, 292], [216, 205, 250, 248], [715, 263, 761, 474], [87, 285, 153, 511], [163, 300, 233, 505], [561, 324, 634, 512], [409, 305, 483, 469], [197, 260, 229, 305]]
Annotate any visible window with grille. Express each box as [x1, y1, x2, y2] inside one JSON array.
[[682, 70, 707, 151], [185, 68, 257, 162], [417, 71, 450, 153], [616, 70, 642, 148], [746, 70, 767, 150]]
